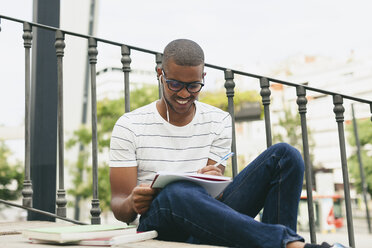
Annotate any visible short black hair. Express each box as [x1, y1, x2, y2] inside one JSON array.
[[162, 39, 204, 71]]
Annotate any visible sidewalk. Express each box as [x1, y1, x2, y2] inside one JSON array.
[[299, 231, 372, 248], [1, 220, 371, 248], [299, 217, 372, 248]]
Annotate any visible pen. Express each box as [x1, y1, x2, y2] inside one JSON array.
[[213, 152, 234, 167]]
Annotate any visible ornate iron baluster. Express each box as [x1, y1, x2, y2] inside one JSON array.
[[224, 70, 238, 177], [121, 45, 131, 113], [296, 86, 316, 243], [351, 104, 372, 234], [88, 37, 101, 224], [333, 95, 355, 248], [155, 53, 162, 98], [22, 22, 33, 208], [55, 30, 67, 217], [259, 77, 272, 147]]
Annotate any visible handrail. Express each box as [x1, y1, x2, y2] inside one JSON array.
[[2, 13, 370, 104], [0, 199, 88, 225]]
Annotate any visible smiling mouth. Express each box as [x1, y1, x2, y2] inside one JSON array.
[[176, 99, 190, 105]]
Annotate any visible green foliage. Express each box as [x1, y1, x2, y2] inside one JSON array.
[[346, 119, 372, 197], [273, 107, 316, 165], [348, 151, 372, 196], [199, 90, 261, 112], [66, 85, 158, 213], [67, 85, 158, 151], [0, 140, 24, 201], [346, 119, 372, 147], [273, 108, 302, 150], [67, 151, 90, 200]]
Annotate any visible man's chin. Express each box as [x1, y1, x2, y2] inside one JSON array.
[[170, 102, 194, 115]]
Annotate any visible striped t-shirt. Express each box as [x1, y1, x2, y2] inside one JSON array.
[[109, 100, 232, 185]]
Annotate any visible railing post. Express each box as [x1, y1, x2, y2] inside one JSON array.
[[22, 21, 33, 208], [259, 77, 272, 147], [224, 69, 238, 177], [333, 95, 355, 248], [296, 86, 316, 243], [88, 37, 101, 224], [351, 104, 371, 233], [155, 53, 163, 98], [55, 29, 67, 217], [121, 45, 131, 113]]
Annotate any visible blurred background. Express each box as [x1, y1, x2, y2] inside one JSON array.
[[0, 1, 372, 241]]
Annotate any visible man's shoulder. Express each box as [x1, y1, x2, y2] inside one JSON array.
[[197, 101, 230, 119], [116, 101, 157, 125]]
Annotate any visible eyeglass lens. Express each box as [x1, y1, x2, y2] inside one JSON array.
[[167, 80, 202, 93]]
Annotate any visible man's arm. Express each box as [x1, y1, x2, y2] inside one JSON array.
[[110, 167, 158, 223], [198, 113, 232, 176]]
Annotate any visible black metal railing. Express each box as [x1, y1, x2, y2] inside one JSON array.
[[1, 14, 372, 248]]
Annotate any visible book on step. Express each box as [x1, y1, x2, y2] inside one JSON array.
[[23, 224, 136, 244], [78, 230, 158, 246], [151, 171, 232, 198]]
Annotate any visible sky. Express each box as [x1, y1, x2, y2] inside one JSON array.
[[95, 0, 372, 67], [1, 0, 372, 128]]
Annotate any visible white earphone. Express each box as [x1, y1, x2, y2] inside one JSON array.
[[158, 74, 170, 123]]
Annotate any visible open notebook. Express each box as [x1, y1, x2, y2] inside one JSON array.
[[151, 171, 232, 198]]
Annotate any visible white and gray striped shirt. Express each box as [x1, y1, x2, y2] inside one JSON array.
[[109, 100, 232, 185]]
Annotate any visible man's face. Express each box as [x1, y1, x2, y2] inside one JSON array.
[[161, 61, 204, 116]]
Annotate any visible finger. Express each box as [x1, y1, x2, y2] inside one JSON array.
[[133, 201, 152, 214], [132, 194, 154, 203], [138, 183, 151, 187], [203, 170, 222, 176], [133, 200, 152, 209], [200, 165, 221, 174], [133, 187, 158, 196], [136, 206, 150, 215]]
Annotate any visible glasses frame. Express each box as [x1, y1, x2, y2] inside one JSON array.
[[162, 70, 205, 93]]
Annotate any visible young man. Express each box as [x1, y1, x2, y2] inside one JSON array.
[[109, 39, 348, 248]]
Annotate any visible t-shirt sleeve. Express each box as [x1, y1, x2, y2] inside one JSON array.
[[209, 113, 232, 166], [109, 116, 137, 167]]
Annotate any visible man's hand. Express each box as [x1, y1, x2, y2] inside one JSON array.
[[129, 184, 158, 215], [197, 165, 223, 176]]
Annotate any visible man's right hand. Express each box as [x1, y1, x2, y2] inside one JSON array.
[[130, 184, 159, 215]]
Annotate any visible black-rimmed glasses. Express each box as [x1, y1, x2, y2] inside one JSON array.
[[162, 71, 204, 93]]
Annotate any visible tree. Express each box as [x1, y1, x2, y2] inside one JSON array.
[[272, 107, 317, 191], [273, 107, 316, 163], [199, 90, 261, 112], [0, 140, 23, 202], [346, 118, 372, 197]]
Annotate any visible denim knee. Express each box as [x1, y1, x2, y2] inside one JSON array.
[[273, 142, 304, 175]]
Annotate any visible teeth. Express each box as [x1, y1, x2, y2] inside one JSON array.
[[176, 100, 188, 104]]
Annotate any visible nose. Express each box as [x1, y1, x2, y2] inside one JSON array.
[[177, 86, 191, 98]]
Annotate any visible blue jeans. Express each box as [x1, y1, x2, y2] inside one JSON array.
[[138, 143, 305, 248]]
